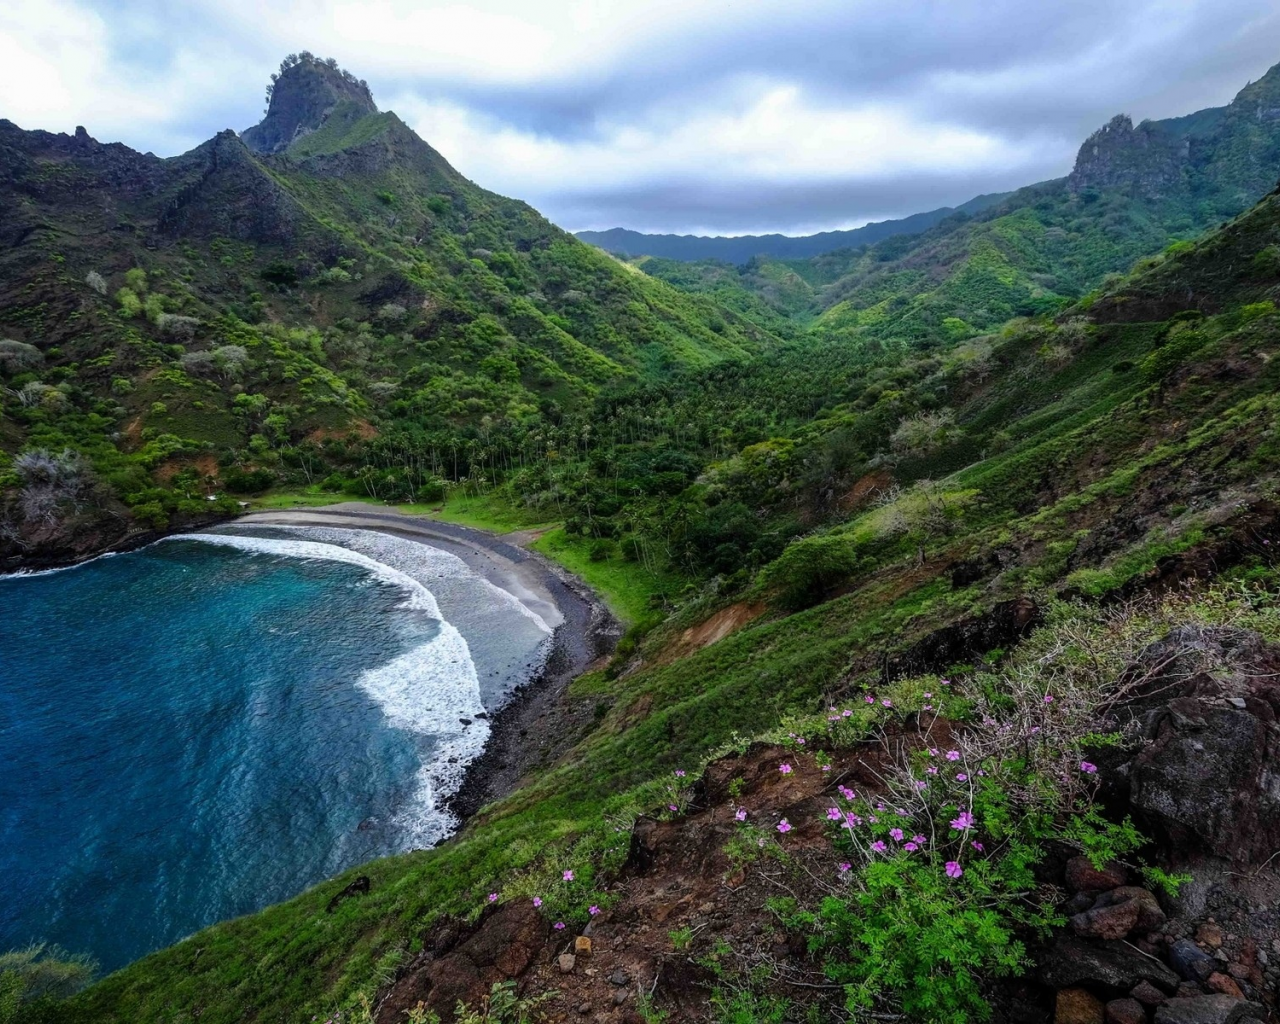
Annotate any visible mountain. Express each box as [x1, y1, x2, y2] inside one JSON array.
[[574, 192, 1011, 264], [0, 53, 775, 564], [632, 61, 1280, 349], [54, 93, 1280, 1024]]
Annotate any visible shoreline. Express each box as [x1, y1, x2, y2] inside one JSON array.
[[233, 504, 622, 823]]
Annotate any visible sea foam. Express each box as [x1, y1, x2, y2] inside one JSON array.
[[170, 530, 530, 847]]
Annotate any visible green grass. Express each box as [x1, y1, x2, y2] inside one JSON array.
[[529, 527, 674, 626]]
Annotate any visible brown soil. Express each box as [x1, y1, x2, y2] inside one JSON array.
[[657, 601, 766, 665], [837, 468, 893, 513]]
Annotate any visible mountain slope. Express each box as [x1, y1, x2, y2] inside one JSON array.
[[54, 130, 1280, 1024], [575, 192, 1010, 264], [0, 55, 775, 564]]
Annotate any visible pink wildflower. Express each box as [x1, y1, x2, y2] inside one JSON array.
[[912, 834, 927, 844], [838, 785, 856, 800], [945, 861, 963, 879], [950, 810, 975, 831], [904, 842, 919, 852], [1043, 694, 1054, 704], [842, 709, 853, 717], [821, 764, 832, 772], [533, 897, 543, 907], [1080, 761, 1098, 774], [554, 921, 565, 930], [864, 695, 875, 704], [890, 828, 904, 841], [946, 750, 961, 761], [827, 807, 842, 822], [838, 862, 852, 872], [927, 766, 938, 775], [668, 804, 678, 812], [971, 841, 985, 852], [777, 818, 792, 833], [778, 763, 793, 774], [870, 840, 887, 853], [563, 870, 574, 881], [956, 772, 969, 781], [589, 905, 600, 916], [735, 808, 747, 821], [881, 699, 892, 707], [488, 893, 498, 902], [675, 769, 686, 777]]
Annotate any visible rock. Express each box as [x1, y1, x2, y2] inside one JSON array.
[[325, 875, 371, 913], [1169, 940, 1217, 983], [576, 1002, 591, 1015], [1120, 627, 1280, 866], [1131, 982, 1167, 1006], [574, 936, 593, 957], [1154, 995, 1267, 1023], [558, 953, 577, 974], [1040, 936, 1180, 993], [609, 970, 630, 986], [1177, 984, 1205, 1000], [1057, 987, 1105, 1024], [1106, 998, 1147, 1024], [1197, 923, 1224, 949], [1205, 974, 1244, 999], [1067, 857, 1129, 893], [1093, 888, 1167, 932], [1073, 899, 1142, 940], [612, 990, 629, 1006]]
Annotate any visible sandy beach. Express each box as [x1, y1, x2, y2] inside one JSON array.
[[235, 503, 621, 819]]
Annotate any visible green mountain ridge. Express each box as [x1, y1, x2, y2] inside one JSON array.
[[8, 49, 1280, 1024]]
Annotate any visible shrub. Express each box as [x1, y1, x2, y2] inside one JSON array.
[[84, 271, 107, 296], [221, 468, 275, 494], [757, 534, 861, 610], [0, 944, 96, 1024], [0, 340, 42, 375]]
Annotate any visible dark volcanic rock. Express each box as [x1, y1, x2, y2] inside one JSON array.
[[1113, 626, 1280, 865], [1169, 939, 1217, 983], [242, 57, 376, 154], [1153, 995, 1266, 1024], [1066, 856, 1129, 893], [1039, 935, 1180, 994]]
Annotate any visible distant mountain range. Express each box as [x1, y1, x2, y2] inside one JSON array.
[[573, 193, 1012, 264]]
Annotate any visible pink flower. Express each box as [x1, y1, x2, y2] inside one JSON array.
[[971, 841, 985, 852], [778, 763, 793, 774], [946, 750, 961, 761], [1030, 726, 1041, 734], [1080, 761, 1098, 774], [950, 810, 975, 831], [926, 766, 938, 775], [870, 840, 887, 853], [868, 814, 878, 823], [914, 780, 927, 790], [904, 842, 919, 852], [777, 818, 792, 833], [588, 905, 600, 916], [796, 737, 806, 745], [488, 893, 498, 902], [734, 808, 747, 821], [838, 862, 852, 872], [940, 679, 950, 685], [844, 812, 862, 828], [923, 692, 933, 699], [533, 897, 543, 907], [563, 870, 574, 881], [913, 834, 927, 844], [956, 772, 969, 781], [890, 828, 904, 841], [838, 785, 856, 800], [554, 921, 566, 930], [675, 769, 686, 777], [1043, 694, 1054, 704], [923, 704, 933, 711], [668, 804, 678, 811], [826, 807, 843, 822], [881, 699, 892, 707], [945, 861, 963, 879], [864, 695, 875, 704], [842, 709, 853, 717], [821, 764, 832, 772]]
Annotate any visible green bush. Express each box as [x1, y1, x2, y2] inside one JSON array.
[[758, 534, 861, 610]]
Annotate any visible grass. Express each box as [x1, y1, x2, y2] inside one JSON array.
[[529, 527, 674, 627]]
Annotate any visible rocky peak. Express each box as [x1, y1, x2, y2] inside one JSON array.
[[1068, 113, 1189, 200], [241, 53, 377, 155]]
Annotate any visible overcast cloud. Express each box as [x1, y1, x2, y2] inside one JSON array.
[[3, 0, 1280, 234]]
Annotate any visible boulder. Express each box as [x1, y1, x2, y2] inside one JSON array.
[[1039, 935, 1179, 994], [558, 953, 576, 974], [1205, 974, 1244, 999], [1057, 987, 1105, 1024], [1153, 995, 1266, 1024], [1105, 998, 1147, 1024], [1093, 888, 1167, 932], [1072, 899, 1142, 940], [1169, 939, 1216, 983], [1067, 857, 1129, 893]]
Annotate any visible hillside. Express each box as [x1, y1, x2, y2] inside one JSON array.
[[0, 53, 774, 566], [574, 193, 1010, 264], [633, 61, 1280, 352], [31, 91, 1280, 1024]]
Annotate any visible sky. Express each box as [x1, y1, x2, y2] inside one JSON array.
[[3, 1, 1280, 236]]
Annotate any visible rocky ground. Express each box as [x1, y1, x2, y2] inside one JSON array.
[[363, 620, 1280, 1024]]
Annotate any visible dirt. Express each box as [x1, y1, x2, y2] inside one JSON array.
[[837, 467, 894, 513], [656, 601, 766, 665]]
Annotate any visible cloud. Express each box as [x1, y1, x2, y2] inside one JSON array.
[[3, 0, 1280, 233]]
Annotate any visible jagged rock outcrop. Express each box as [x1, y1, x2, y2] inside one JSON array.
[[241, 57, 377, 155], [1068, 114, 1190, 199]]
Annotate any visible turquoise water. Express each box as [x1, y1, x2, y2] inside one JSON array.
[[0, 527, 551, 973]]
